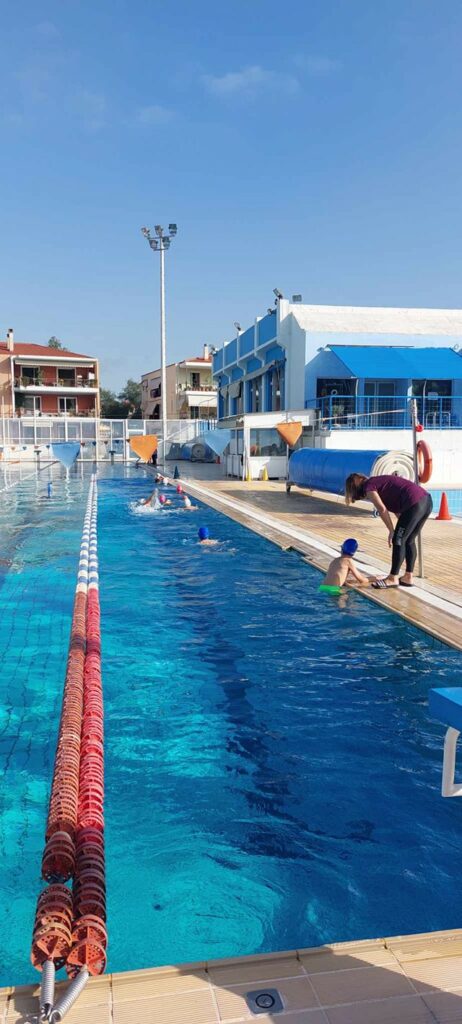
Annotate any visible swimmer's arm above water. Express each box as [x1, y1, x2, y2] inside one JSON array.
[[140, 490, 156, 505]]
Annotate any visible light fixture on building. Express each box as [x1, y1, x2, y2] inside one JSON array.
[[234, 322, 241, 332], [273, 288, 283, 300]]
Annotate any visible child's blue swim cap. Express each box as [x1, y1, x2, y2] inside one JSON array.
[[341, 538, 358, 556], [198, 526, 209, 541]]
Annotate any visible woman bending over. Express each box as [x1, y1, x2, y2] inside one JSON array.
[[345, 473, 432, 589]]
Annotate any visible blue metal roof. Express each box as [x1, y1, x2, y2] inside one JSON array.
[[329, 345, 462, 379]]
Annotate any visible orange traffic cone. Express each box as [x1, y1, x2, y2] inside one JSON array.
[[436, 492, 452, 521]]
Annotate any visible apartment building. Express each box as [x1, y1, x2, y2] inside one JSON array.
[[0, 329, 100, 417], [141, 345, 217, 420]]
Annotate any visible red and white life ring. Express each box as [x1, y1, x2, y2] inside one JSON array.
[[417, 440, 433, 484]]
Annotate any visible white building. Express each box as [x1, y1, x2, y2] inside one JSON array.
[[212, 299, 462, 489]]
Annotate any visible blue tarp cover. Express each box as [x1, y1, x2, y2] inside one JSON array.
[[329, 345, 462, 380], [51, 442, 80, 469]]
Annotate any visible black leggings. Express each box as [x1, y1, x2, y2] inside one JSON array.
[[391, 495, 433, 576]]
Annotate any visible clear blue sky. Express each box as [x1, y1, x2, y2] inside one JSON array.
[[1, 1, 461, 390]]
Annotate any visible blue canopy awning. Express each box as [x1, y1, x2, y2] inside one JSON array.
[[328, 345, 462, 380], [51, 442, 80, 469], [197, 429, 232, 456]]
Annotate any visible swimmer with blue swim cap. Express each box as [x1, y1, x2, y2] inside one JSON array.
[[319, 538, 370, 594], [198, 526, 218, 546]]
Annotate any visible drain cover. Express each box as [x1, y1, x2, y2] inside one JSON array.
[[246, 988, 284, 1015]]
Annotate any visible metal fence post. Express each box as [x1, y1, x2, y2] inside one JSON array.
[[410, 398, 424, 578]]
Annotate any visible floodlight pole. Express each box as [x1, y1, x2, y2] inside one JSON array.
[[159, 240, 167, 466], [141, 224, 177, 466]]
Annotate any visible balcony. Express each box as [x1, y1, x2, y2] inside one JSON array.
[[15, 376, 98, 393], [308, 395, 461, 430], [176, 384, 216, 394]]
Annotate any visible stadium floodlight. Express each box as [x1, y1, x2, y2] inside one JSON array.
[[140, 222, 178, 467]]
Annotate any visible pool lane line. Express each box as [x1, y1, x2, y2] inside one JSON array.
[[0, 461, 54, 494], [30, 474, 107, 1015], [181, 478, 462, 651]]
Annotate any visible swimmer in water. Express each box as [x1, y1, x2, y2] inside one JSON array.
[[198, 526, 218, 546], [140, 489, 158, 506], [319, 539, 370, 595], [183, 494, 198, 511], [158, 493, 171, 507]]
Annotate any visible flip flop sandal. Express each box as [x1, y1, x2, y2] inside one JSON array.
[[372, 580, 399, 589], [399, 580, 413, 587]]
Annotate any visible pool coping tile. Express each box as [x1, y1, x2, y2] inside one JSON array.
[[324, 993, 436, 1024], [112, 987, 218, 1024], [213, 975, 320, 1020], [308, 962, 415, 1007]]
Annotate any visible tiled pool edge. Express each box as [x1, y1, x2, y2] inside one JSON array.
[[183, 478, 462, 652], [4, 928, 462, 1022]]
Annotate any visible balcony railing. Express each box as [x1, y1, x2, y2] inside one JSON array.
[[307, 395, 461, 430], [15, 376, 97, 389], [176, 383, 215, 393]]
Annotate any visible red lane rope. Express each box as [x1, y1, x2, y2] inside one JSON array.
[[32, 476, 106, 978]]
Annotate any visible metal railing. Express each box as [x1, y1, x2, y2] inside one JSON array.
[[307, 395, 461, 430], [0, 416, 217, 460], [15, 376, 96, 389]]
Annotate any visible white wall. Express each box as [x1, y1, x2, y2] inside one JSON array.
[[319, 429, 462, 486], [277, 307, 307, 409]]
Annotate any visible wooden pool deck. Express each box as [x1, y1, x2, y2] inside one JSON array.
[[5, 929, 462, 1022], [182, 477, 462, 651]]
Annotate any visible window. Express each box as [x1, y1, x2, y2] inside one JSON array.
[[58, 367, 75, 386], [248, 376, 262, 413], [316, 378, 355, 398], [22, 366, 42, 386], [412, 380, 452, 397], [249, 429, 286, 457], [22, 396, 41, 415], [190, 372, 200, 389], [268, 368, 283, 411], [364, 380, 395, 397], [59, 397, 77, 415]]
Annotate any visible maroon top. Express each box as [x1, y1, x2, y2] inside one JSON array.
[[364, 475, 428, 515]]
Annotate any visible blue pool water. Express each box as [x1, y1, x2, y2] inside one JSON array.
[[1, 463, 462, 986]]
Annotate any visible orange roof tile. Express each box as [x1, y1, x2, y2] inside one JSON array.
[[0, 342, 96, 359]]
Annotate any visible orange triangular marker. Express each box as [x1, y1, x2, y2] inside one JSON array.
[[276, 422, 303, 447], [129, 435, 158, 462]]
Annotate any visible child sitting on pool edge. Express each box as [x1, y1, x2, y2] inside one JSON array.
[[319, 539, 370, 594]]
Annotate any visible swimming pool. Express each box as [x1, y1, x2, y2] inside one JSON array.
[[1, 463, 461, 987]]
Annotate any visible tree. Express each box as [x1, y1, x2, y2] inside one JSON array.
[[48, 336, 67, 350], [100, 388, 129, 418], [118, 379, 142, 418]]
